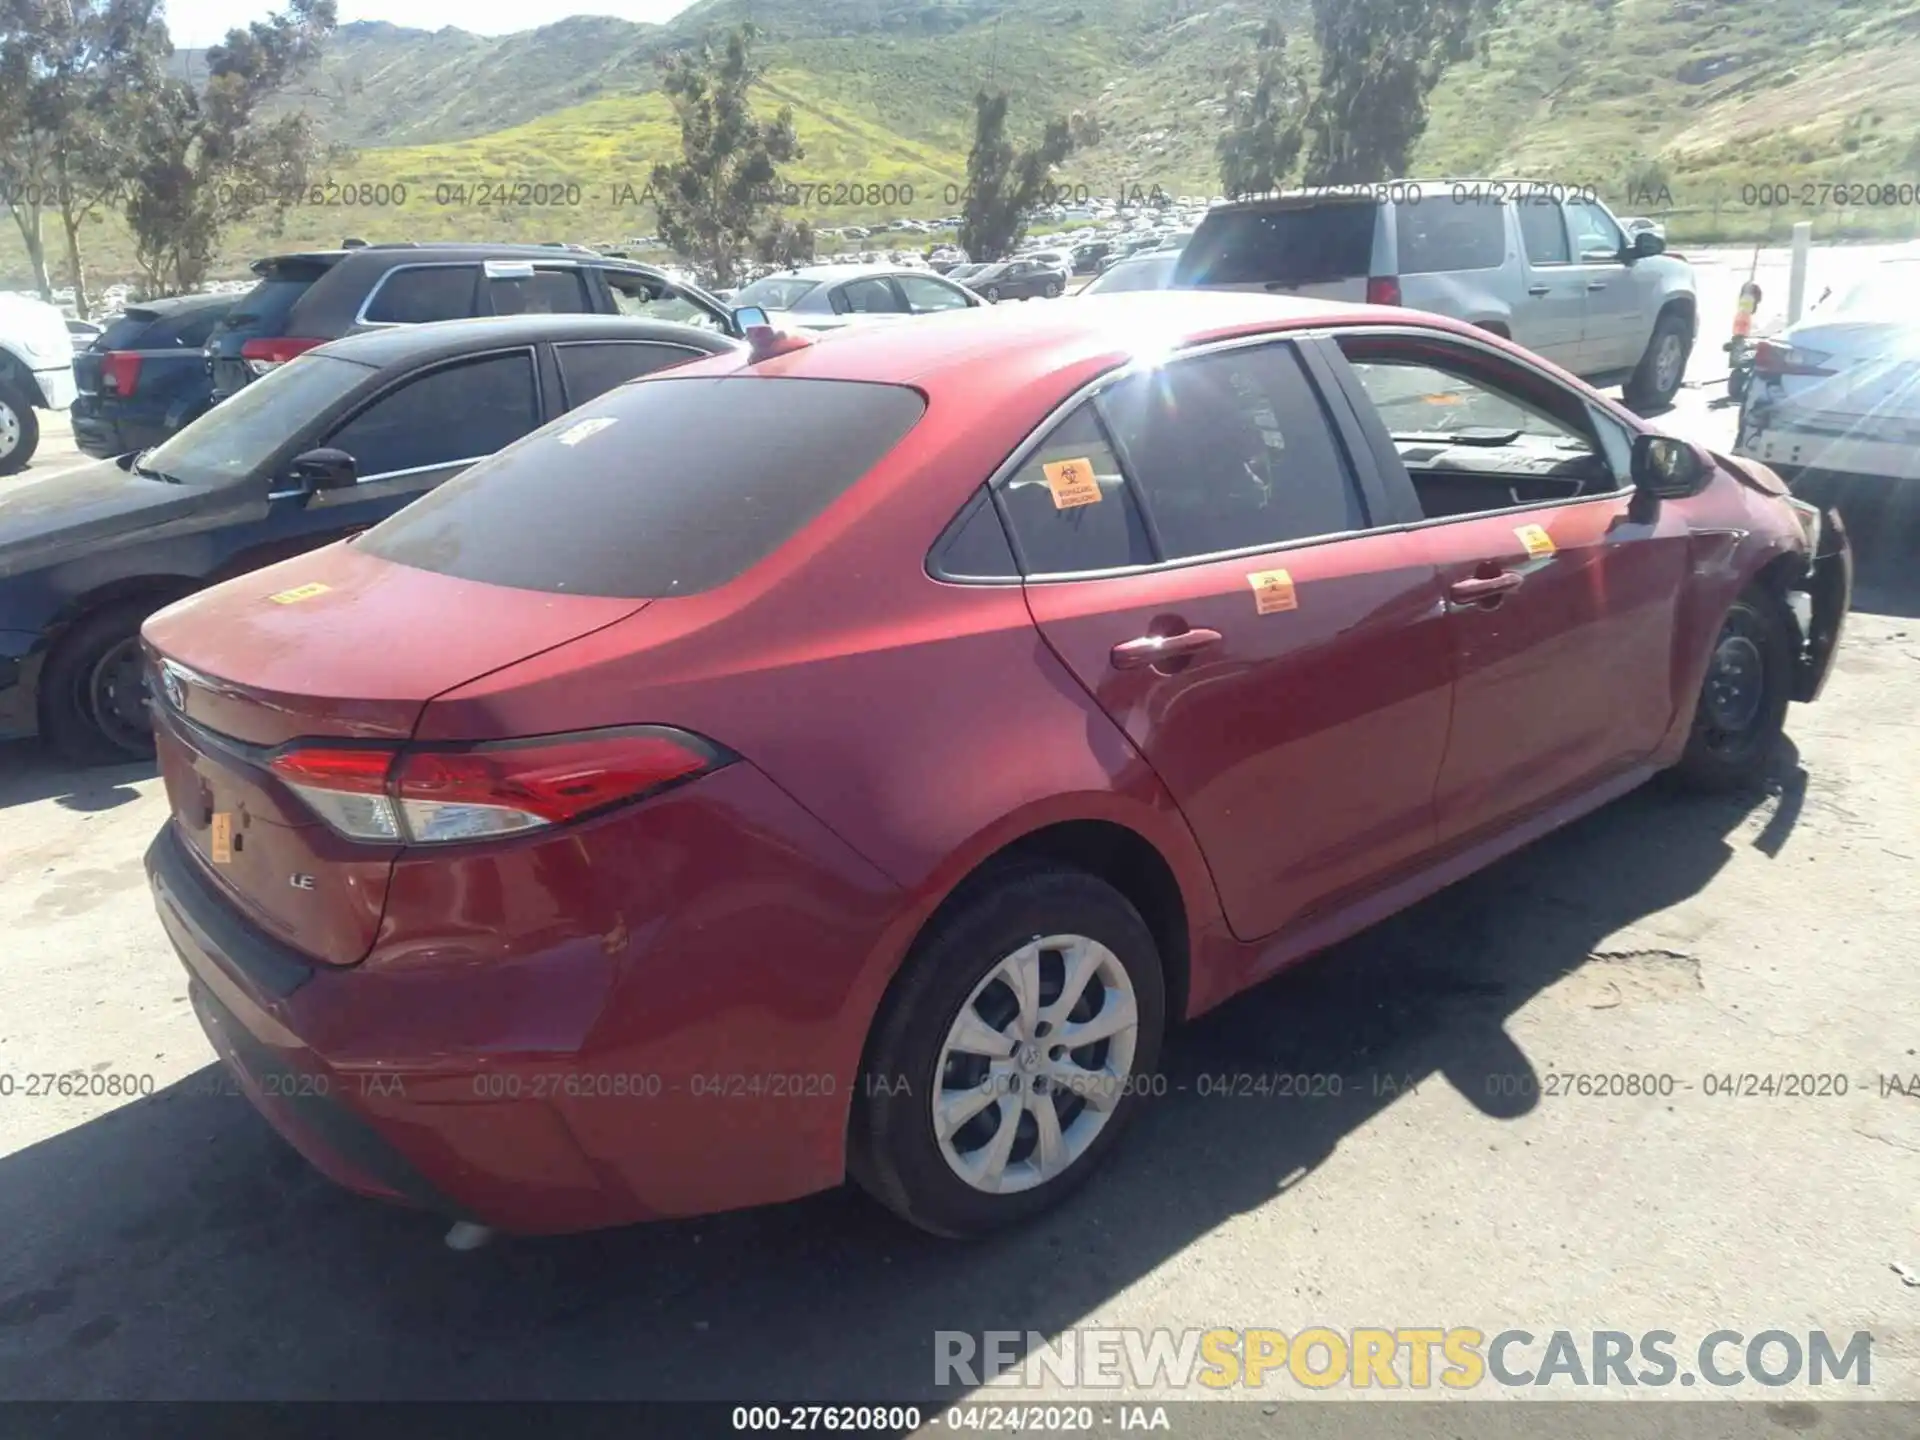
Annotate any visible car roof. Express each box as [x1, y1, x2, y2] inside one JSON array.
[[125, 292, 237, 316], [761, 263, 923, 282], [252, 244, 672, 277], [312, 314, 742, 368]]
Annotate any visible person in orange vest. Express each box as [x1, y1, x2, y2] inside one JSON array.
[[1728, 281, 1763, 401]]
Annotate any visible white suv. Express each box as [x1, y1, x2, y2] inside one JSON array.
[[1175, 180, 1698, 410], [0, 293, 78, 474]]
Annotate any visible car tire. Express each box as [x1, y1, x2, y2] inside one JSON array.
[[0, 378, 40, 476], [850, 864, 1167, 1239], [1045, 280, 1063, 298], [39, 601, 160, 766], [1667, 588, 1795, 793], [985, 286, 1002, 303], [1624, 310, 1692, 412]]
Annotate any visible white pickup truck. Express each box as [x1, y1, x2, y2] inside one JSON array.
[[0, 293, 79, 474]]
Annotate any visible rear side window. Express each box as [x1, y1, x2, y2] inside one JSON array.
[[1174, 203, 1376, 287], [217, 263, 332, 333], [357, 377, 927, 598], [1099, 343, 1365, 559], [489, 268, 592, 316], [1394, 200, 1505, 273], [995, 403, 1154, 576], [555, 341, 706, 408], [1516, 201, 1571, 265], [833, 278, 907, 315], [364, 266, 481, 324], [325, 351, 539, 478]]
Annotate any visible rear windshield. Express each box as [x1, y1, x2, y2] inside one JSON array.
[[216, 268, 328, 333], [1173, 203, 1377, 287], [357, 376, 929, 599], [98, 311, 157, 350]]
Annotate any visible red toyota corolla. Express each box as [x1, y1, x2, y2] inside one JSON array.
[[141, 293, 1851, 1239]]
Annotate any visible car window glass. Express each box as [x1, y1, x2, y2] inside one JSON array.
[[1516, 201, 1571, 265], [557, 341, 706, 408], [1343, 357, 1583, 442], [1395, 200, 1505, 273], [166, 306, 231, 348], [896, 275, 971, 313], [99, 312, 156, 350], [489, 268, 592, 315], [1098, 344, 1366, 560], [934, 489, 1020, 579], [142, 354, 370, 487], [996, 402, 1155, 576], [839, 278, 907, 314], [1564, 200, 1624, 260], [1174, 203, 1376, 287], [1585, 403, 1634, 486], [363, 266, 481, 324], [326, 351, 539, 478], [731, 276, 820, 310], [604, 271, 723, 329]]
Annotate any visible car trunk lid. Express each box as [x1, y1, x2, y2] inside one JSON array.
[[142, 541, 647, 965]]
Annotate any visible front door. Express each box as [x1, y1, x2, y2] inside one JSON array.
[[1004, 339, 1456, 941], [1562, 198, 1641, 374]]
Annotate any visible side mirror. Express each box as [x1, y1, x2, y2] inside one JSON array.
[[1631, 433, 1709, 499], [732, 305, 770, 331], [1633, 230, 1666, 259], [285, 447, 357, 493]]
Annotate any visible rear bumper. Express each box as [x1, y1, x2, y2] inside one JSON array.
[[143, 759, 904, 1234], [68, 401, 153, 459], [32, 364, 76, 411]]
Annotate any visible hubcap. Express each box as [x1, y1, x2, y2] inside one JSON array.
[[1703, 632, 1764, 732], [1653, 333, 1684, 394], [932, 933, 1140, 1195], [0, 398, 19, 459], [87, 637, 153, 754]]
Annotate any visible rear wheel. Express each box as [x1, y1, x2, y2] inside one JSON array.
[[1668, 589, 1795, 792], [851, 866, 1167, 1238], [1624, 310, 1691, 412], [1045, 279, 1064, 298], [0, 379, 39, 475], [39, 601, 159, 766], [985, 285, 1002, 303]]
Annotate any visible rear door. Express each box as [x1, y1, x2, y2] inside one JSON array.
[[1512, 199, 1586, 370], [1173, 200, 1379, 302], [482, 260, 596, 316], [1011, 338, 1455, 943], [1327, 328, 1691, 847]]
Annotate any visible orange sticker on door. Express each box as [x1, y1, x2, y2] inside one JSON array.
[[1514, 524, 1556, 558], [269, 582, 331, 604], [210, 812, 233, 865], [1042, 457, 1102, 509], [1248, 569, 1298, 614]]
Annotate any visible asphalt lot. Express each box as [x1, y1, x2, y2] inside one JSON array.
[[2, 254, 1918, 1412]]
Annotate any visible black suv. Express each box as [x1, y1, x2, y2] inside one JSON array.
[[71, 293, 237, 458], [205, 243, 739, 403]]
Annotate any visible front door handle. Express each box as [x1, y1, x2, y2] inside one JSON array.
[[1111, 628, 1223, 670], [1527, 284, 1551, 297], [1587, 280, 1610, 292], [1448, 572, 1525, 604]]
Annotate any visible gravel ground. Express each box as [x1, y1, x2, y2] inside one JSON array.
[[1, 271, 1917, 1416]]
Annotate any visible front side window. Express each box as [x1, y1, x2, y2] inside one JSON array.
[[1516, 201, 1571, 265], [604, 270, 725, 329], [324, 351, 539, 479], [1564, 200, 1625, 261], [1098, 344, 1366, 560], [363, 266, 481, 324], [140, 354, 372, 487]]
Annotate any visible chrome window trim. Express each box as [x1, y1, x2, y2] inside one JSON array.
[[352, 262, 487, 328]]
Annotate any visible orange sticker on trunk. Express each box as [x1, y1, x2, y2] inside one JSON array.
[[269, 582, 331, 604], [1248, 569, 1298, 614], [210, 812, 233, 865], [1515, 524, 1556, 558], [1042, 457, 1102, 509]]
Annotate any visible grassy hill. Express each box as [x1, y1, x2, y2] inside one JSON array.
[[8, 0, 1920, 293]]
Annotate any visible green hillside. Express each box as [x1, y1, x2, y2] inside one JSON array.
[[7, 0, 1920, 292]]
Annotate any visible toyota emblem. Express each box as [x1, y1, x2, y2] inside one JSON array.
[[160, 662, 187, 712]]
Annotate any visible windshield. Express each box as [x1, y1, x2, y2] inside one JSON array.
[[139, 354, 370, 486], [733, 277, 823, 310], [1085, 255, 1180, 293]]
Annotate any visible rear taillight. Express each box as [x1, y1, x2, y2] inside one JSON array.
[[266, 727, 729, 844], [1752, 339, 1836, 377], [101, 351, 142, 396], [240, 336, 324, 376], [1366, 276, 1402, 307]]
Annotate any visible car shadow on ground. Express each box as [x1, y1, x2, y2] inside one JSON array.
[[0, 740, 151, 812], [0, 748, 1803, 1405]]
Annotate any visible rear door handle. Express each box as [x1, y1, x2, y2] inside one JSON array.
[[1448, 572, 1525, 603], [1527, 285, 1551, 297], [1587, 281, 1610, 292], [1111, 628, 1223, 670]]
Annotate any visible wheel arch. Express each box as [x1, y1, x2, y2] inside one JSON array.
[[0, 344, 51, 406], [49, 573, 202, 641]]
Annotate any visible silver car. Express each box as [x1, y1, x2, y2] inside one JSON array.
[[1175, 180, 1699, 408], [1079, 251, 1179, 294], [1736, 253, 1920, 486], [730, 264, 982, 330]]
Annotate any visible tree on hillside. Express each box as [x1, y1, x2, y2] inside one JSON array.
[[0, 0, 170, 311], [1216, 19, 1307, 200], [1217, 0, 1500, 191], [956, 90, 1090, 264], [648, 24, 803, 289], [123, 0, 339, 295]]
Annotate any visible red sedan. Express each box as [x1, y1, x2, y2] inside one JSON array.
[[141, 293, 1850, 1239]]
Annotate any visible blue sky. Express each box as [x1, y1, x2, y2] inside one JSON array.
[[165, 0, 700, 47]]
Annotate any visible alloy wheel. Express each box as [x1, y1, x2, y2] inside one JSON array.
[[1653, 332, 1685, 395], [0, 397, 19, 461]]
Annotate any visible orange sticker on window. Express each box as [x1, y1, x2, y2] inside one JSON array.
[[269, 582, 331, 604], [1042, 457, 1102, 509], [210, 812, 233, 865], [1515, 524, 1556, 558], [1248, 569, 1298, 614]]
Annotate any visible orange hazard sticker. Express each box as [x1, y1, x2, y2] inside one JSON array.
[[1514, 524, 1556, 558], [1248, 569, 1298, 614], [1042, 457, 1102, 509], [210, 812, 233, 865], [269, 582, 331, 604]]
